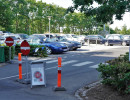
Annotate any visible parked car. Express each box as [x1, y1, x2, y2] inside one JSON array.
[[0, 36, 5, 45], [0, 31, 3, 36], [72, 35, 85, 45], [27, 35, 68, 54], [56, 36, 81, 50], [102, 34, 127, 46], [85, 35, 106, 44], [44, 33, 55, 38], [32, 34, 46, 43], [122, 35, 130, 46], [16, 34, 29, 40], [56, 36, 77, 50]]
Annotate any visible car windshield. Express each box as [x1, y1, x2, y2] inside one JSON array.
[[33, 35, 46, 40], [45, 37, 57, 42], [122, 36, 130, 40], [88, 35, 98, 38], [65, 35, 72, 38], [99, 36, 105, 39], [0, 36, 5, 40], [7, 36, 17, 40], [72, 35, 78, 38], [19, 34, 29, 39], [57, 36, 68, 41]]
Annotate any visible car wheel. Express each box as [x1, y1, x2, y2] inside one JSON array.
[[73, 48, 77, 50], [46, 47, 52, 55], [122, 42, 126, 46], [105, 42, 109, 46]]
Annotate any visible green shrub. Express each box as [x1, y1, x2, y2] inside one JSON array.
[[97, 52, 130, 94], [4, 46, 15, 61], [15, 44, 47, 57]]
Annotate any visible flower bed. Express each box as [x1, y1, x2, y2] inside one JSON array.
[[97, 52, 130, 94]]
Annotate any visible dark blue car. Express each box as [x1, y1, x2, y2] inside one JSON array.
[[102, 34, 128, 46], [27, 35, 68, 54]]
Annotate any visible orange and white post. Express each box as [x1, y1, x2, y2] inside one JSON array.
[[57, 57, 62, 87], [54, 57, 66, 91], [18, 53, 22, 79]]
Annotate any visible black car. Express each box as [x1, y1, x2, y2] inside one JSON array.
[[85, 35, 105, 44], [122, 35, 130, 46], [102, 35, 129, 46]]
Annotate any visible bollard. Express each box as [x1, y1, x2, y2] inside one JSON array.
[[57, 57, 62, 87], [18, 53, 22, 79], [53, 57, 66, 91]]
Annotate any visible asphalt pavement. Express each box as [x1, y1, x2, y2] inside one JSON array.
[[0, 45, 129, 100]]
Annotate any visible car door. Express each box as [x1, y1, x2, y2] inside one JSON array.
[[113, 36, 122, 44], [107, 35, 114, 44]]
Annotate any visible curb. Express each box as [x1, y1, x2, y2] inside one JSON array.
[[0, 63, 8, 67], [75, 80, 102, 100]]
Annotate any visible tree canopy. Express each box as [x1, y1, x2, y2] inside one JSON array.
[[0, 0, 129, 35], [68, 0, 130, 24]]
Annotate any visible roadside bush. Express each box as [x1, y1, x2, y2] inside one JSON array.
[[4, 46, 15, 61], [97, 52, 130, 94], [15, 44, 47, 57]]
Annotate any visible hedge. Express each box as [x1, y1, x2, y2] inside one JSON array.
[[15, 44, 47, 57], [97, 52, 130, 94]]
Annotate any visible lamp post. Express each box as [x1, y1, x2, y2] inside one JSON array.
[[14, 1, 18, 33], [47, 16, 51, 38]]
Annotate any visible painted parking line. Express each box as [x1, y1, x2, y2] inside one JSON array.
[[62, 60, 77, 65], [0, 73, 26, 81], [72, 61, 93, 66], [89, 64, 99, 68], [45, 66, 57, 70]]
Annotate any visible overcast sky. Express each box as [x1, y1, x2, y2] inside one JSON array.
[[37, 0, 130, 30]]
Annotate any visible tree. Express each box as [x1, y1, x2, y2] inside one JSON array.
[[120, 25, 128, 35], [68, 0, 130, 24], [0, 0, 13, 31]]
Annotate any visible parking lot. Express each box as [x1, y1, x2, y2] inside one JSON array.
[[0, 44, 129, 100]]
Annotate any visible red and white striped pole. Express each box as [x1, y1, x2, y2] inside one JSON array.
[[54, 57, 66, 91], [18, 53, 22, 79], [57, 57, 62, 87]]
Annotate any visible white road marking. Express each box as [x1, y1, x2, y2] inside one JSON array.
[[0, 73, 26, 81], [72, 61, 93, 66], [89, 64, 99, 68], [0, 66, 58, 80], [62, 60, 77, 65], [46, 60, 58, 64], [45, 67, 57, 70]]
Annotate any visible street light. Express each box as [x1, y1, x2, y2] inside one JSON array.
[[14, 1, 18, 33], [47, 16, 51, 38]]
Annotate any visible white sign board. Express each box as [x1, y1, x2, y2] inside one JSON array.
[[31, 61, 46, 88]]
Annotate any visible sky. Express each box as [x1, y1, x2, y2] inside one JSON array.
[[37, 0, 130, 30]]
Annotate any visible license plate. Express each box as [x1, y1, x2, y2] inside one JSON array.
[[77, 45, 81, 47], [63, 49, 68, 51]]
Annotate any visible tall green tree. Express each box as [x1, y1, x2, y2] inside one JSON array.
[[0, 0, 13, 31], [68, 0, 130, 24]]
